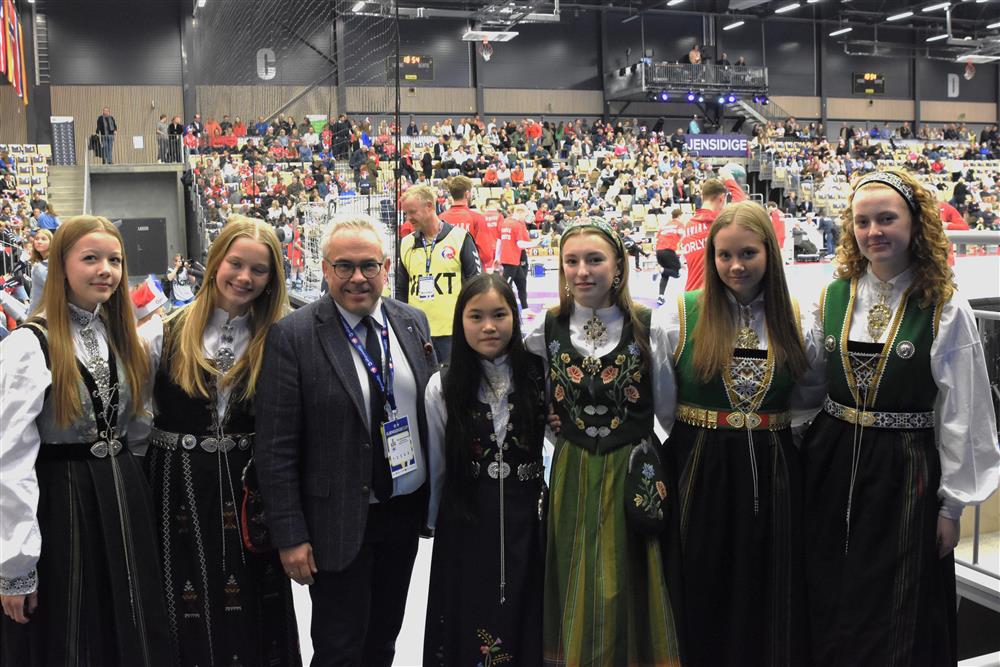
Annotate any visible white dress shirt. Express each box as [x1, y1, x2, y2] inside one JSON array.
[[333, 299, 427, 501], [804, 266, 1000, 519], [425, 355, 514, 529], [0, 304, 141, 590]]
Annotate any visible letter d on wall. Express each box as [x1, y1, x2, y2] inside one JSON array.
[[257, 48, 277, 80], [947, 73, 960, 98]]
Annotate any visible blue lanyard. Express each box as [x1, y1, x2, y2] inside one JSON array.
[[418, 229, 441, 275], [337, 305, 397, 415]]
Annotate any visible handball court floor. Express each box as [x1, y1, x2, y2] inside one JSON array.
[[287, 254, 1000, 665]]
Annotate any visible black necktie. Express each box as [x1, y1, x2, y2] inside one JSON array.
[[363, 316, 393, 502]]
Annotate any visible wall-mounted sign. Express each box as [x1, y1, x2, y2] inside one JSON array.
[[684, 134, 748, 157], [852, 72, 885, 95]]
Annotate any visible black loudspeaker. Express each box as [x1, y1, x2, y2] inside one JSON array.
[[732, 117, 746, 133], [116, 218, 169, 277], [653, 117, 665, 133]]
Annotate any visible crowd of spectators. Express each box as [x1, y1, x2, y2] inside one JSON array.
[[6, 110, 995, 328], [751, 120, 1000, 235], [0, 147, 59, 337]]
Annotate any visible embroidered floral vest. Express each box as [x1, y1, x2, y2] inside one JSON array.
[[544, 308, 653, 454], [821, 277, 938, 412]]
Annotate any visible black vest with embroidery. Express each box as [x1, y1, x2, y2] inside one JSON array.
[[152, 316, 255, 435]]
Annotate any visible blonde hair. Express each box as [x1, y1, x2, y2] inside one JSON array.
[[692, 201, 808, 382], [166, 215, 289, 401], [30, 229, 53, 262], [553, 223, 652, 369], [28, 216, 149, 426], [401, 184, 437, 207], [835, 168, 954, 307]]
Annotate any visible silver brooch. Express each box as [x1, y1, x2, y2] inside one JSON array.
[[824, 335, 837, 352], [895, 340, 915, 359]]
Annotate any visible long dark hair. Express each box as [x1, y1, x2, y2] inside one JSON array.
[[442, 273, 544, 521]]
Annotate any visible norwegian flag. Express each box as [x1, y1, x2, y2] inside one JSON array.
[[2, 0, 26, 103], [0, 0, 6, 78]]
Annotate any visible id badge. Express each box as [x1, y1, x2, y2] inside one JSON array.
[[381, 415, 417, 479], [417, 274, 436, 300]]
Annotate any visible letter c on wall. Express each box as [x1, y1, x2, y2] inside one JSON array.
[[257, 48, 277, 81]]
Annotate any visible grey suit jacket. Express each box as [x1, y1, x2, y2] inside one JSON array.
[[255, 295, 437, 572]]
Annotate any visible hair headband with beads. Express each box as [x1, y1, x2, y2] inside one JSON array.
[[562, 217, 625, 258], [855, 172, 919, 214]]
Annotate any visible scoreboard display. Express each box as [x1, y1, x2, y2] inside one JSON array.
[[853, 72, 885, 96], [387, 55, 434, 82]]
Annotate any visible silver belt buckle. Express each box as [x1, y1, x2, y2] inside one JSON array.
[[90, 441, 109, 458], [201, 437, 219, 453], [219, 437, 236, 453], [237, 437, 250, 451], [181, 434, 198, 450]]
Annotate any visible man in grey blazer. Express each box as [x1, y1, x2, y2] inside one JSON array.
[[256, 215, 438, 666]]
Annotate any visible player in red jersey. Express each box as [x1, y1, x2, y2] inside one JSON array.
[[678, 169, 747, 291], [439, 175, 497, 266], [655, 207, 683, 305]]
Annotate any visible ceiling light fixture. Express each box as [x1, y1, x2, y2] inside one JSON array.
[[351, 0, 365, 11], [922, 2, 950, 11], [723, 20, 745, 30], [887, 10, 914, 20], [926, 33, 949, 41], [988, 20, 1000, 28], [775, 2, 800, 13], [666, 0, 685, 6], [829, 26, 853, 36]]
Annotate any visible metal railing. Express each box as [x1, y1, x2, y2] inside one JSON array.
[[648, 63, 768, 90], [87, 134, 186, 167], [82, 137, 92, 215]]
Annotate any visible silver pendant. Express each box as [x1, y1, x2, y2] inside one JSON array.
[[895, 340, 915, 359], [824, 335, 837, 352], [216, 347, 236, 373]]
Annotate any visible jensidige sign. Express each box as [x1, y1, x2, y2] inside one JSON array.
[[684, 134, 749, 157]]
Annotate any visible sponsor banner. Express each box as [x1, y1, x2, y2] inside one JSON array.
[[684, 134, 748, 157]]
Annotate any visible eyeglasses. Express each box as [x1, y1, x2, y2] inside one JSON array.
[[325, 258, 383, 280]]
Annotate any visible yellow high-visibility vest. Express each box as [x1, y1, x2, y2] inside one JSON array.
[[399, 225, 469, 337]]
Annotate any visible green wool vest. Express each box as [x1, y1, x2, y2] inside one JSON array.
[[674, 291, 794, 413], [821, 277, 939, 412]]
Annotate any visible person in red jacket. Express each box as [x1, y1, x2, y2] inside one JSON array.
[[678, 169, 747, 291], [938, 200, 968, 230], [655, 207, 683, 305], [766, 200, 786, 249], [938, 200, 969, 262], [495, 205, 535, 310], [439, 176, 497, 266], [482, 204, 503, 266]]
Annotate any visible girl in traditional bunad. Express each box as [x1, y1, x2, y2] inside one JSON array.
[[145, 216, 301, 667], [663, 201, 820, 667], [0, 216, 174, 666], [524, 218, 682, 667], [423, 273, 547, 666], [802, 169, 999, 666]]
